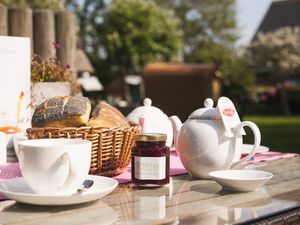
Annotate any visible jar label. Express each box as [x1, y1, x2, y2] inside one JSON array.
[[134, 156, 166, 180]]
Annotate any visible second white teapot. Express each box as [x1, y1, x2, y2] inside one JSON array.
[[126, 98, 173, 147]]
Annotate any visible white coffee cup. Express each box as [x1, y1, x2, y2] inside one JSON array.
[[18, 138, 92, 195], [13, 134, 28, 157]]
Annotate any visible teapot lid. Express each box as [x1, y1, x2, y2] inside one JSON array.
[[127, 98, 167, 118], [188, 98, 221, 120]]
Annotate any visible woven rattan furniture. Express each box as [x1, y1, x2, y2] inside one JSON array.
[[26, 124, 140, 176], [235, 206, 300, 225]]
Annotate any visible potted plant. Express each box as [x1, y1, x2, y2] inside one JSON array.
[[30, 42, 72, 107]]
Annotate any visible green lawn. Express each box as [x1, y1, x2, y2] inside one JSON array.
[[243, 116, 300, 153]]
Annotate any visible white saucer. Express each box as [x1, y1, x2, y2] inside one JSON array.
[[209, 170, 273, 192], [242, 144, 269, 154], [0, 175, 118, 205]]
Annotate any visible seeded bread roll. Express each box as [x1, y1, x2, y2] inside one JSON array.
[[87, 101, 129, 128], [31, 96, 91, 128]]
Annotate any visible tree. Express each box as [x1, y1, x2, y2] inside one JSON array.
[[154, 0, 238, 60], [0, 0, 27, 6], [155, 0, 254, 114], [153, 0, 255, 114], [0, 0, 65, 10], [66, 0, 106, 51], [248, 27, 300, 115], [249, 27, 300, 80], [99, 0, 182, 76], [67, 0, 182, 85], [192, 44, 255, 117]]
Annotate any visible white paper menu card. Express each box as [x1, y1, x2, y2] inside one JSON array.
[[0, 36, 31, 130]]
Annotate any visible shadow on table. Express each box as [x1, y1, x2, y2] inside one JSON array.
[[1, 199, 99, 213], [0, 200, 119, 224]]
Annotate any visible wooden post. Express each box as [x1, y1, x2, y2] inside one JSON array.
[[8, 7, 33, 52], [55, 11, 77, 80], [33, 9, 55, 59], [0, 4, 8, 35]]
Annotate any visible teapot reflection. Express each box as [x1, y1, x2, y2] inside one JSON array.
[[212, 189, 273, 221], [174, 181, 272, 225]]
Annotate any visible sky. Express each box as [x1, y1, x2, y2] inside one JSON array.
[[236, 0, 272, 46]]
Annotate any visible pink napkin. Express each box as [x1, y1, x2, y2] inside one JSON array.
[[245, 151, 298, 165], [0, 163, 22, 180], [0, 163, 22, 201], [0, 151, 298, 201]]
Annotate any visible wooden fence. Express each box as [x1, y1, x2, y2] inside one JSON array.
[[0, 4, 76, 78]]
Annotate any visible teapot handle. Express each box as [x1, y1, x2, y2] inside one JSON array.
[[230, 121, 261, 169]]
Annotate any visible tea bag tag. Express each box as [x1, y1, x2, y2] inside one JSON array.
[[217, 97, 246, 137]]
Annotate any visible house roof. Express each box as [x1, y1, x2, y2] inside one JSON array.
[[253, 0, 300, 41], [77, 72, 103, 92], [75, 49, 94, 73]]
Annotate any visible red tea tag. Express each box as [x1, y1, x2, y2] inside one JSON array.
[[217, 97, 245, 137]]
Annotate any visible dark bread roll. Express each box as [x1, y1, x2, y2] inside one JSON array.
[[31, 96, 91, 128]]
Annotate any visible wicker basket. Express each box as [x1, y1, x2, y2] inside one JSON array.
[[26, 124, 140, 177]]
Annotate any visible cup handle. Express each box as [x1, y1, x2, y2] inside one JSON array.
[[59, 153, 77, 190], [230, 121, 261, 169]]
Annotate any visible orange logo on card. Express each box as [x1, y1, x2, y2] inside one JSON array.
[[223, 108, 234, 117]]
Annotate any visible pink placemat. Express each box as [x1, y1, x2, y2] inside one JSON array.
[[245, 151, 299, 164], [0, 151, 298, 201]]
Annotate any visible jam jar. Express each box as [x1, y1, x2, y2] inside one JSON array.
[[131, 133, 170, 187]]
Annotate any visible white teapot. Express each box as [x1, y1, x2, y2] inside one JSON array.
[[170, 97, 261, 179], [126, 98, 173, 147]]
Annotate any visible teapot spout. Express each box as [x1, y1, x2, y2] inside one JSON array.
[[169, 116, 182, 147]]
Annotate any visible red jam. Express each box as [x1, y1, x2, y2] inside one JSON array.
[[131, 133, 170, 187]]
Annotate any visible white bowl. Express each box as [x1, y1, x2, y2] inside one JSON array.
[[242, 144, 269, 154], [209, 170, 273, 192]]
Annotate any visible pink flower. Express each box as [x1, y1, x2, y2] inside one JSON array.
[[53, 42, 61, 49], [31, 44, 72, 83]]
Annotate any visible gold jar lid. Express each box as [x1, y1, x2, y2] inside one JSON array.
[[134, 133, 167, 142]]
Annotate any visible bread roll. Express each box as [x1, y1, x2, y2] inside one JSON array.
[[31, 96, 91, 128], [87, 101, 129, 128]]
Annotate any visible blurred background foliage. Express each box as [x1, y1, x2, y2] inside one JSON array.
[[153, 0, 238, 60], [1, 0, 256, 106], [66, 0, 255, 108], [248, 27, 300, 115], [68, 0, 183, 85], [96, 0, 182, 81], [0, 0, 64, 10], [191, 43, 255, 117], [248, 27, 300, 80]]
